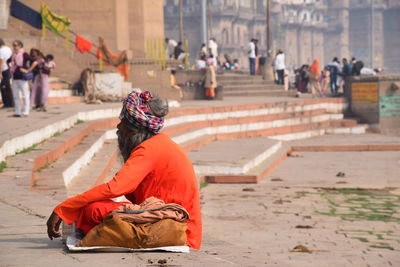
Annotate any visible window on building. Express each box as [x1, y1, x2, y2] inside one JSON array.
[[222, 29, 229, 45], [237, 27, 241, 45]]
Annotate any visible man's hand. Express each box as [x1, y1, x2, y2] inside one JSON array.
[[46, 212, 62, 240]]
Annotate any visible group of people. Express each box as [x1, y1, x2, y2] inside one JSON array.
[[295, 56, 378, 98], [0, 38, 55, 116]]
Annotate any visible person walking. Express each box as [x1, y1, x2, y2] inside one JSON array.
[[247, 39, 256, 75], [0, 38, 13, 108], [327, 57, 340, 95], [10, 40, 31, 117], [309, 59, 322, 98], [274, 50, 285, 84]]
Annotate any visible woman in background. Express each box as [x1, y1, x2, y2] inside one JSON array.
[[309, 59, 322, 98]]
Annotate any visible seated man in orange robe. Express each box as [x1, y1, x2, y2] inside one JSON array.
[[46, 91, 202, 250]]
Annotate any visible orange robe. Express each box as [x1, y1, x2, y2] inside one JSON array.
[[54, 133, 202, 250]]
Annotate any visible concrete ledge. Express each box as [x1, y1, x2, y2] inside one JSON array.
[[48, 96, 84, 104], [194, 141, 282, 175], [291, 144, 400, 152], [0, 109, 120, 162], [63, 129, 117, 187], [167, 99, 347, 127]]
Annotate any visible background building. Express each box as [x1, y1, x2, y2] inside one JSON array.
[[164, 0, 400, 72]]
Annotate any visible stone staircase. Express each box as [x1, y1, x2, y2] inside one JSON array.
[[1, 97, 383, 204], [48, 77, 84, 104], [217, 72, 295, 97]]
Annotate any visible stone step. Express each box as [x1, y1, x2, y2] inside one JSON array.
[[204, 141, 291, 184], [223, 90, 294, 97], [190, 137, 282, 176], [175, 119, 364, 154], [168, 111, 345, 145], [48, 89, 74, 97], [222, 84, 284, 91], [165, 108, 329, 137], [67, 139, 120, 197], [47, 96, 84, 104], [166, 98, 347, 128], [216, 74, 264, 81], [33, 128, 116, 200], [219, 79, 277, 86]]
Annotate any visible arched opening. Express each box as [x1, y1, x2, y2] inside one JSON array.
[[222, 28, 229, 45]]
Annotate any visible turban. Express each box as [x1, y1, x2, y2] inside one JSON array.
[[119, 91, 164, 133]]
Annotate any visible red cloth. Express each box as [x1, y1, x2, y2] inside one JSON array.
[[75, 34, 93, 54], [310, 59, 321, 76], [76, 200, 127, 234], [54, 133, 202, 250]]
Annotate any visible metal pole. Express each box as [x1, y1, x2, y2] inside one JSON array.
[[264, 0, 274, 81], [200, 0, 207, 45], [370, 1, 374, 68], [179, 0, 184, 42]]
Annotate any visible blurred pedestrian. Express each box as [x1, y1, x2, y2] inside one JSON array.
[[297, 64, 309, 93], [247, 39, 256, 75], [274, 49, 285, 84], [309, 59, 322, 98], [327, 57, 340, 95], [203, 57, 217, 99], [195, 55, 207, 70], [199, 43, 207, 58], [10, 40, 31, 117], [174, 41, 184, 60], [0, 38, 13, 108], [320, 67, 330, 96], [208, 37, 218, 67], [165, 38, 177, 59]]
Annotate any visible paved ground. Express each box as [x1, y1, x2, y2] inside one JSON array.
[[1, 96, 399, 266]]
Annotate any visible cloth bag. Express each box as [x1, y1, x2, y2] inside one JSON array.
[[22, 71, 34, 81]]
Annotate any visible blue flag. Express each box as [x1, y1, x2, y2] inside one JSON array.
[[10, 0, 42, 29]]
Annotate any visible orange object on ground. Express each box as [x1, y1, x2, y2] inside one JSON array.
[[54, 133, 202, 250], [205, 87, 215, 98]]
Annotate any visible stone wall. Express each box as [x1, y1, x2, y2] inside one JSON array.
[[0, 0, 167, 89]]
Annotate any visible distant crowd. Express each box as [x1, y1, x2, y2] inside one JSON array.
[[0, 38, 55, 116], [165, 36, 385, 99], [293, 57, 383, 98]]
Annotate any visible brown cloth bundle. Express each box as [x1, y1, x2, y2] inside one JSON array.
[[77, 197, 189, 248], [77, 216, 187, 248], [112, 196, 190, 224]]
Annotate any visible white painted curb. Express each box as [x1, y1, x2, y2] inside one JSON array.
[[166, 102, 347, 127], [63, 129, 117, 187], [0, 108, 120, 162], [172, 113, 344, 145], [194, 141, 282, 175]]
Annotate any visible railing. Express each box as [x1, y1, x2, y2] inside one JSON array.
[[145, 39, 190, 70]]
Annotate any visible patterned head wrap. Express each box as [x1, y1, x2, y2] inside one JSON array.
[[119, 91, 165, 133]]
